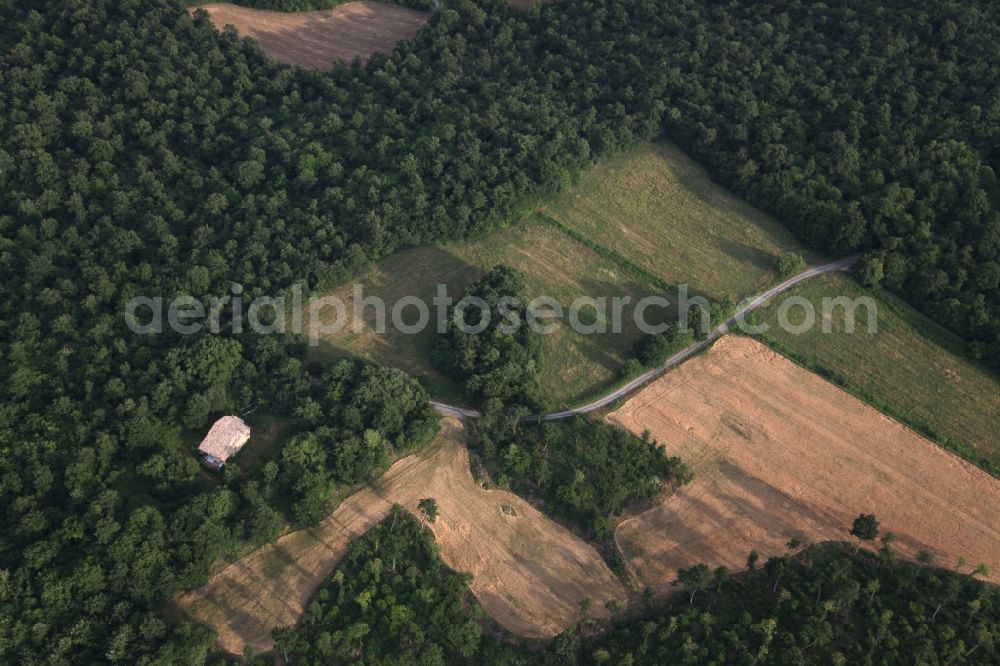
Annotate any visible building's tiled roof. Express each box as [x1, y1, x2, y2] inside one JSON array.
[[197, 416, 251, 462]]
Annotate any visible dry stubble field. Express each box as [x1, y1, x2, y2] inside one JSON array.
[[752, 272, 1000, 468], [177, 418, 624, 655], [610, 336, 1000, 594], [194, 2, 428, 68]]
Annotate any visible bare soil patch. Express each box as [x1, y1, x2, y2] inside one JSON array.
[[177, 418, 623, 654], [194, 2, 429, 68], [610, 336, 1000, 595]]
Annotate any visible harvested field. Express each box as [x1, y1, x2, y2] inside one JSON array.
[[541, 141, 813, 301], [193, 2, 428, 69], [610, 336, 1000, 595], [177, 418, 624, 655], [306, 215, 665, 407], [752, 272, 1000, 469]]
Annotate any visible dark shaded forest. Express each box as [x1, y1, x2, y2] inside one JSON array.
[[570, 541, 999, 665], [255, 512, 1000, 665], [1, 0, 998, 662], [479, 416, 691, 538], [432, 264, 544, 409], [270, 506, 520, 664]]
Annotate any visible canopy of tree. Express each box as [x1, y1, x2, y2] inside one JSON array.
[[1, 0, 998, 661], [478, 416, 691, 537], [266, 523, 999, 666], [271, 506, 522, 664], [279, 358, 438, 522], [573, 543, 1000, 665], [432, 264, 543, 409]]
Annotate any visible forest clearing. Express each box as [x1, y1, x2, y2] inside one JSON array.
[[177, 418, 623, 655], [193, 2, 428, 68], [610, 336, 1000, 594], [305, 140, 820, 408], [540, 141, 815, 302], [305, 215, 665, 407]]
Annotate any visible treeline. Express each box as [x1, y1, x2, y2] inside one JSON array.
[[258, 511, 999, 665], [572, 542, 999, 664], [480, 417, 690, 537], [270, 506, 524, 664], [432, 265, 544, 410], [1, 0, 998, 661]]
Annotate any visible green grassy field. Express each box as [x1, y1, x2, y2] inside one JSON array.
[[541, 141, 815, 302], [305, 141, 820, 406], [305, 215, 666, 408], [750, 272, 1000, 472]]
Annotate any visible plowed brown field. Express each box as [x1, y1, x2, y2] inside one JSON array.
[[610, 336, 1000, 594], [194, 2, 428, 69], [177, 418, 624, 655]]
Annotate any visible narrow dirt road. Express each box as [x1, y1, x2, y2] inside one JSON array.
[[432, 256, 858, 420]]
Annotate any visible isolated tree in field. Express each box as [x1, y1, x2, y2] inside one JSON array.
[[970, 563, 990, 580], [850, 513, 879, 553], [776, 252, 806, 277], [675, 563, 712, 605], [417, 498, 438, 523], [579, 597, 592, 620], [746, 549, 760, 572]]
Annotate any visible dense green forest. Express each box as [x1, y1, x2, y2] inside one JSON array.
[[270, 506, 525, 664], [2, 0, 999, 661], [576, 542, 999, 664], [432, 264, 544, 410], [480, 417, 691, 537], [258, 513, 999, 665], [275, 358, 438, 523]]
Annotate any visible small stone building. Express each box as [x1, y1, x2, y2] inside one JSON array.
[[198, 416, 251, 470]]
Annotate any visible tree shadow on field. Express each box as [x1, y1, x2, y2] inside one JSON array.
[[717, 459, 944, 561], [552, 275, 669, 365], [711, 238, 778, 280], [308, 245, 480, 396], [504, 548, 621, 624], [543, 274, 692, 405], [620, 457, 946, 592]]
